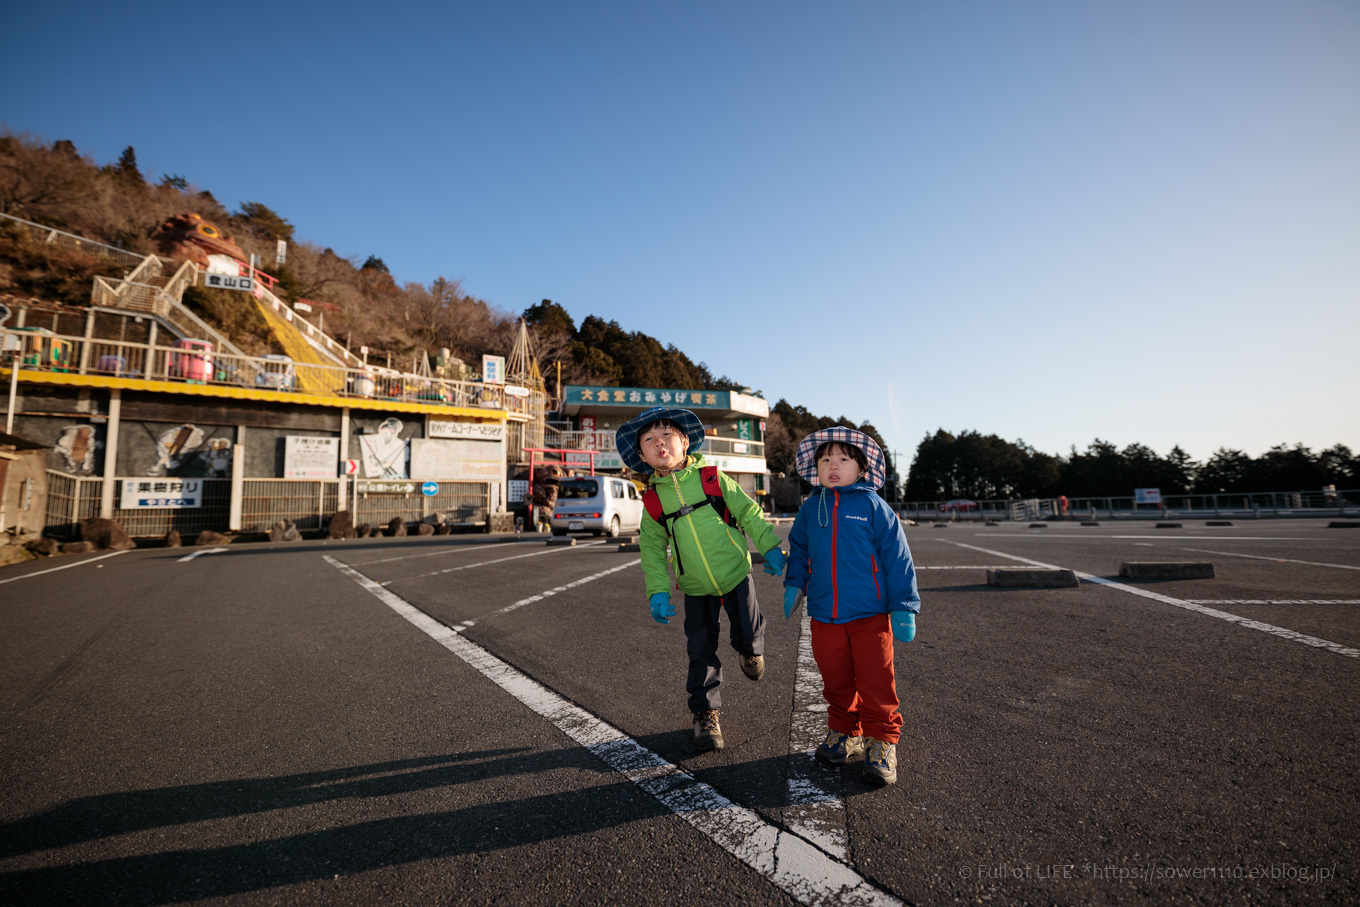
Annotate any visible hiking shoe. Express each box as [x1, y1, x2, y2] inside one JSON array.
[[740, 654, 765, 681], [814, 729, 864, 765], [693, 709, 724, 752], [862, 738, 897, 786]]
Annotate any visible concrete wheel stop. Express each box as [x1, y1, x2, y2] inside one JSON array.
[[1155, 522, 1183, 529], [1329, 522, 1360, 529], [1206, 521, 1233, 526], [1081, 521, 1101, 526], [1119, 562, 1214, 579], [546, 537, 576, 546], [1028, 523, 1048, 529], [986, 567, 1079, 588]]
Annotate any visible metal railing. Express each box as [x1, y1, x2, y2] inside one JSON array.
[[0, 211, 147, 268], [891, 490, 1360, 521], [2, 325, 521, 412], [44, 472, 493, 539], [542, 427, 764, 459]]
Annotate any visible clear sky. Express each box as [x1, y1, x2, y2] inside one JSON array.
[[4, 0, 1357, 465]]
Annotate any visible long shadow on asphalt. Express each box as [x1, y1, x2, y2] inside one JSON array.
[[0, 742, 875, 904]]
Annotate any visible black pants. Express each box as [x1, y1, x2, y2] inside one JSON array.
[[683, 575, 764, 713]]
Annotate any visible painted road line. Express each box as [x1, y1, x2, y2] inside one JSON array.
[[0, 549, 129, 586], [917, 565, 1017, 570], [1185, 600, 1360, 605], [378, 544, 597, 584], [785, 610, 849, 861], [974, 534, 1300, 542], [325, 556, 901, 907], [494, 560, 641, 616], [349, 542, 503, 566], [177, 547, 230, 562], [949, 542, 1360, 661], [1170, 546, 1360, 572]]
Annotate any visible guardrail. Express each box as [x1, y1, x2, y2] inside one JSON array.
[[44, 473, 493, 539], [0, 211, 147, 268], [542, 427, 764, 459], [892, 491, 1360, 521]]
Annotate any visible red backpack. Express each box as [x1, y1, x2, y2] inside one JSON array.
[[642, 464, 739, 579]]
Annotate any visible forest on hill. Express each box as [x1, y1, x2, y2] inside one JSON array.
[[2, 132, 1353, 498]]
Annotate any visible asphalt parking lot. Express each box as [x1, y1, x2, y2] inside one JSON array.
[[0, 518, 1355, 905]]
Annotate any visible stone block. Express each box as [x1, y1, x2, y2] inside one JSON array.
[[327, 511, 355, 539], [80, 517, 136, 551]]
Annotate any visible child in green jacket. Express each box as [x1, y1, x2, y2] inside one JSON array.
[[616, 406, 786, 752]]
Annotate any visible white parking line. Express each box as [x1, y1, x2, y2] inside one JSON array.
[[949, 542, 1360, 660], [177, 547, 229, 562], [975, 534, 1300, 541], [0, 549, 129, 585], [325, 555, 900, 906], [785, 611, 849, 860], [1186, 600, 1360, 605], [348, 542, 503, 566], [494, 560, 641, 616], [1170, 547, 1360, 572], [376, 543, 601, 584]]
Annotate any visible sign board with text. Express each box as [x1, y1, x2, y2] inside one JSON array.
[[203, 273, 254, 292], [120, 478, 203, 509], [284, 436, 340, 479]]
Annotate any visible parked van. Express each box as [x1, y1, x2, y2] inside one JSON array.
[[551, 475, 644, 537]]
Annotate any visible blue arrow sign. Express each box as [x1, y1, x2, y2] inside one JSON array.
[[421, 481, 439, 496]]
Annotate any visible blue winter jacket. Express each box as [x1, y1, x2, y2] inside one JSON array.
[[785, 483, 920, 624]]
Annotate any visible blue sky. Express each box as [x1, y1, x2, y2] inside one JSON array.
[[5, 0, 1357, 467]]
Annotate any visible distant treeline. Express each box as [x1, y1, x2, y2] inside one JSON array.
[[901, 429, 1359, 501]]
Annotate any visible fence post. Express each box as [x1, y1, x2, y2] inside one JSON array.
[[229, 444, 244, 531], [99, 390, 121, 519]]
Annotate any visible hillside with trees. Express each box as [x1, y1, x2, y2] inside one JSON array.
[[3, 132, 1352, 499]]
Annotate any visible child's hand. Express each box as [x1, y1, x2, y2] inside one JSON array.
[[649, 592, 675, 624], [762, 547, 786, 576], [890, 611, 916, 643], [783, 586, 802, 618]]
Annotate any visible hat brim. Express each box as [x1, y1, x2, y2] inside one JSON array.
[[794, 427, 887, 489], [614, 407, 707, 473]]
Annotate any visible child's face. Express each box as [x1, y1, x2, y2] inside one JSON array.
[[638, 424, 688, 472], [817, 445, 863, 487]]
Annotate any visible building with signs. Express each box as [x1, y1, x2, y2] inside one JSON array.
[[0, 212, 546, 539], [551, 385, 770, 499]]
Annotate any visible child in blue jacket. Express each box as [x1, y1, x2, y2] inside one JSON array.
[[783, 427, 920, 786]]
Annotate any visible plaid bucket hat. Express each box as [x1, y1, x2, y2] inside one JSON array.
[[794, 426, 887, 489], [615, 406, 707, 474]]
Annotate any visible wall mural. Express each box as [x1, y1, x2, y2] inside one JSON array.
[[358, 417, 409, 479], [55, 424, 99, 475]]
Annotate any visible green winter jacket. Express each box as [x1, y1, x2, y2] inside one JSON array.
[[640, 455, 782, 598]]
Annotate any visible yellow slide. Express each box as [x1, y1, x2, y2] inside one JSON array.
[[251, 293, 348, 394]]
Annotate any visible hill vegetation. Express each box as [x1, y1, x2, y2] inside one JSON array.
[[2, 132, 1352, 497]]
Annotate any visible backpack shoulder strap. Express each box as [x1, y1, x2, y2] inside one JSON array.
[[642, 486, 664, 524], [699, 465, 736, 527]]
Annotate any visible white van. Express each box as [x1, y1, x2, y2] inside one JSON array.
[[551, 475, 644, 537]]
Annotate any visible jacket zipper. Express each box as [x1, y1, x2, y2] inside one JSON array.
[[871, 555, 880, 600], [673, 472, 722, 595], [831, 489, 840, 620]]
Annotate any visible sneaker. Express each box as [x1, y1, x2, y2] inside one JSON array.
[[740, 654, 765, 681], [814, 728, 864, 765], [862, 737, 897, 786], [693, 709, 724, 752]]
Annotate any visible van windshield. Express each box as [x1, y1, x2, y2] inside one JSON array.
[[557, 479, 599, 499]]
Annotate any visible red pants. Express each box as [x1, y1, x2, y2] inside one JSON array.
[[810, 613, 902, 745]]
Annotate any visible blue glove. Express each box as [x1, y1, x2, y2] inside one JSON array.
[[762, 547, 786, 576], [783, 586, 802, 618], [649, 592, 675, 625], [890, 611, 916, 643]]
